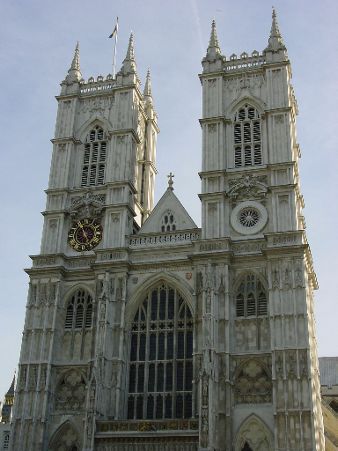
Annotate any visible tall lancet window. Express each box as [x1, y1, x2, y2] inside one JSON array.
[[81, 125, 107, 186], [127, 283, 193, 420], [235, 274, 267, 318], [234, 104, 262, 167], [64, 289, 93, 329]]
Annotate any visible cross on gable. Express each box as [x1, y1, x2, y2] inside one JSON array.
[[167, 172, 174, 190]]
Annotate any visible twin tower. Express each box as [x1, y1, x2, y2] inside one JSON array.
[[10, 11, 325, 451]]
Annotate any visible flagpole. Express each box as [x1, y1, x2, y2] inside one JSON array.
[[113, 17, 118, 78]]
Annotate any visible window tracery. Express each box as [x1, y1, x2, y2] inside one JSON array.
[[65, 290, 93, 330], [127, 283, 193, 420], [81, 125, 107, 186], [235, 274, 267, 318], [161, 211, 176, 232], [234, 105, 262, 167]]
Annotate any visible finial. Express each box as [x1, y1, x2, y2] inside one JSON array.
[[265, 7, 286, 52], [144, 68, 152, 97], [209, 19, 220, 50], [126, 32, 135, 61], [167, 172, 174, 190], [65, 41, 82, 83], [71, 41, 80, 71], [204, 19, 222, 61], [119, 32, 137, 75]]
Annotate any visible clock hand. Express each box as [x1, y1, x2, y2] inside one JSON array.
[[77, 222, 89, 242]]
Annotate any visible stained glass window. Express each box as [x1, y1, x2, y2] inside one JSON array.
[[127, 284, 193, 419]]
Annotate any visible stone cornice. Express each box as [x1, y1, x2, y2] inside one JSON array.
[[199, 169, 225, 178], [110, 128, 141, 144], [198, 192, 226, 200], [199, 117, 230, 126], [264, 106, 292, 114], [51, 137, 82, 145]]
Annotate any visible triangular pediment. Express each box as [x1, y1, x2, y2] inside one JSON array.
[[139, 188, 198, 234]]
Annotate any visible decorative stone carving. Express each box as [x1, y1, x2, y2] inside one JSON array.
[[272, 267, 280, 289], [80, 95, 114, 117], [275, 353, 284, 378], [286, 351, 297, 378], [274, 114, 284, 124], [49, 421, 80, 451], [294, 262, 304, 288], [235, 415, 272, 451], [117, 134, 127, 143], [55, 370, 86, 411], [299, 351, 308, 378], [234, 360, 272, 404], [283, 267, 291, 288], [68, 191, 105, 220], [29, 365, 38, 390], [19, 366, 27, 390], [58, 143, 66, 152], [228, 174, 268, 200], [196, 271, 203, 294]]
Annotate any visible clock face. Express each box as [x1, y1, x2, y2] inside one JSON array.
[[68, 218, 103, 252]]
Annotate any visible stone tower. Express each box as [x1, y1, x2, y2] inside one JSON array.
[[11, 10, 324, 451], [198, 11, 324, 450]]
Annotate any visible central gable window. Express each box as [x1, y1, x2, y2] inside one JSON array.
[[161, 210, 176, 232], [127, 283, 193, 420]]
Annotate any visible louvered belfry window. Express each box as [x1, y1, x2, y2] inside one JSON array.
[[64, 289, 93, 329], [235, 274, 267, 318], [234, 105, 262, 167], [127, 284, 193, 420], [81, 126, 107, 186]]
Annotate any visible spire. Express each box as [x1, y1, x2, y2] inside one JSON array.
[[6, 373, 15, 398], [202, 19, 224, 72], [64, 42, 82, 84], [119, 33, 137, 75], [206, 19, 222, 58], [265, 8, 286, 52], [144, 68, 152, 98], [209, 19, 220, 51]]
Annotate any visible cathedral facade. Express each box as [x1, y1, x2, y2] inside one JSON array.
[[10, 11, 325, 451]]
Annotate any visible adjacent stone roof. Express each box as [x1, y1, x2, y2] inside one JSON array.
[[319, 357, 338, 388]]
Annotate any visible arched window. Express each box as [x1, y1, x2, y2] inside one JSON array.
[[127, 283, 193, 420], [64, 290, 93, 329], [81, 125, 107, 186], [235, 274, 267, 318], [234, 105, 262, 167], [161, 210, 176, 232]]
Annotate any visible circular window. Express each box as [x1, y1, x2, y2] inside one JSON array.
[[231, 201, 268, 235], [239, 207, 260, 227]]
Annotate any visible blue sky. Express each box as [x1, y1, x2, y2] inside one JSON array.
[[0, 0, 337, 399]]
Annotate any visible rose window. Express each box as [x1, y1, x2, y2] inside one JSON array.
[[239, 208, 260, 227]]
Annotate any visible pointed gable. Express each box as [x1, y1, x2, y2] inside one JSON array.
[[139, 188, 198, 234]]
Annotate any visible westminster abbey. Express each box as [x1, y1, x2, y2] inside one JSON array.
[[9, 10, 325, 451]]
